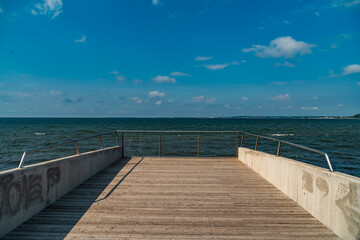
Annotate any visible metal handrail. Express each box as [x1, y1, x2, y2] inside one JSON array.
[[18, 130, 334, 172], [240, 132, 333, 172], [117, 130, 334, 172], [18, 131, 119, 168]]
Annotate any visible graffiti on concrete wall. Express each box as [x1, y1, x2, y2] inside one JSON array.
[[0, 166, 61, 220]]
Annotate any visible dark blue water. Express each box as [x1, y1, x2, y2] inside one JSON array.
[[0, 118, 359, 177]]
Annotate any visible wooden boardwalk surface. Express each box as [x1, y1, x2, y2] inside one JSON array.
[[3, 157, 339, 239]]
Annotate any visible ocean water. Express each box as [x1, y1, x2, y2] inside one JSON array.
[[0, 118, 359, 177]]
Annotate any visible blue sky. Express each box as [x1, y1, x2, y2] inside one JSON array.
[[0, 0, 359, 117]]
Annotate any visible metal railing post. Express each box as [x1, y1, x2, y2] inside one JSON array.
[[255, 136, 259, 151], [75, 141, 80, 155], [325, 154, 334, 172], [277, 142, 281, 156], [241, 133, 244, 147], [159, 135, 161, 157], [197, 133, 200, 158], [99, 136, 103, 149], [121, 132, 124, 158], [236, 132, 239, 158], [18, 151, 27, 168], [115, 132, 119, 146]]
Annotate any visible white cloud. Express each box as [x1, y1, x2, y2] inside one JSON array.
[[301, 106, 319, 110], [0, 8, 3, 13], [130, 97, 142, 104], [148, 91, 165, 98], [271, 93, 291, 101], [152, 75, 176, 83], [116, 75, 126, 82], [243, 36, 315, 58], [192, 96, 204, 102], [168, 99, 174, 103], [336, 104, 344, 107], [242, 97, 249, 101], [205, 64, 229, 70], [155, 100, 162, 105], [283, 20, 292, 24], [31, 0, 63, 19], [328, 0, 360, 8], [152, 0, 163, 5], [357, 82, 360, 86], [313, 96, 318, 100], [224, 104, 231, 109], [7, 92, 31, 97], [49, 90, 62, 96], [315, 11, 320, 16], [328, 70, 339, 78], [272, 81, 288, 85], [192, 96, 216, 104], [133, 79, 143, 84], [343, 64, 360, 75], [109, 70, 119, 75], [170, 71, 189, 76], [195, 56, 213, 61], [75, 35, 86, 43], [274, 61, 295, 68]]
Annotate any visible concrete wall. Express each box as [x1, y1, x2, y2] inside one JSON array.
[[238, 147, 360, 240], [0, 146, 121, 237]]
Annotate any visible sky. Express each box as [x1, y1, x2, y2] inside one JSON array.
[[0, 0, 359, 117]]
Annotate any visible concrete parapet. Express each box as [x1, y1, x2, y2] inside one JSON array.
[[0, 146, 121, 237], [238, 147, 360, 240]]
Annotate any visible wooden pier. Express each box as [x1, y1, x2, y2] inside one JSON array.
[[3, 157, 339, 239]]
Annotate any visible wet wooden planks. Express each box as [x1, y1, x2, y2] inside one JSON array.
[[3, 157, 340, 239]]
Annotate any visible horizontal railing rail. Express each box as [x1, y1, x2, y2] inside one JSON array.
[[18, 130, 333, 172], [18, 131, 119, 168]]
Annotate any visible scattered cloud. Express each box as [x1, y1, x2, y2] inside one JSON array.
[[315, 11, 320, 16], [313, 96, 318, 100], [331, 43, 338, 49], [192, 96, 216, 104], [224, 104, 231, 109], [357, 82, 360, 86], [49, 90, 62, 96], [7, 92, 31, 97], [243, 36, 315, 58], [133, 79, 143, 84], [170, 71, 189, 76], [168, 99, 174, 103], [152, 0, 163, 5], [242, 97, 249, 101], [195, 56, 213, 61], [301, 106, 319, 110], [283, 20, 292, 24], [155, 100, 162, 105], [271, 81, 288, 85], [328, 0, 360, 8], [31, 0, 63, 19], [231, 60, 246, 65], [274, 61, 295, 68], [130, 97, 142, 104], [341, 33, 350, 39], [0, 8, 3, 13], [152, 75, 176, 83], [75, 35, 86, 43], [336, 104, 344, 107], [109, 70, 119, 75], [343, 64, 360, 75], [271, 93, 291, 101], [116, 75, 126, 82], [328, 70, 339, 78], [204, 64, 229, 70], [148, 91, 165, 98]]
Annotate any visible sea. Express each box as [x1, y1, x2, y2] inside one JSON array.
[[0, 118, 359, 178]]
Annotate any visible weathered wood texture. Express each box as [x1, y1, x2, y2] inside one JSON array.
[[3, 157, 339, 239]]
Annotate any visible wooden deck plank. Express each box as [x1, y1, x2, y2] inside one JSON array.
[[3, 157, 340, 239]]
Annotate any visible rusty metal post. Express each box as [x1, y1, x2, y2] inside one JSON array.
[[121, 132, 124, 158], [277, 142, 281, 156], [236, 132, 239, 158], [99, 136, 103, 149], [197, 133, 200, 158], [241, 133, 244, 147], [159, 135, 161, 157], [255, 136, 259, 151], [75, 141, 80, 155], [115, 132, 119, 146]]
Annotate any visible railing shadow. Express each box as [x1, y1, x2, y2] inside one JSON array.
[[2, 157, 142, 240]]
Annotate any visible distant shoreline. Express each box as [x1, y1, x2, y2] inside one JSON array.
[[0, 116, 359, 119]]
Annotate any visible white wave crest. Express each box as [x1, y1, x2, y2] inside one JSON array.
[[270, 133, 294, 137], [35, 133, 46, 135]]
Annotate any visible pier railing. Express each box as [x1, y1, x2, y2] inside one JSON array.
[[18, 130, 333, 171]]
